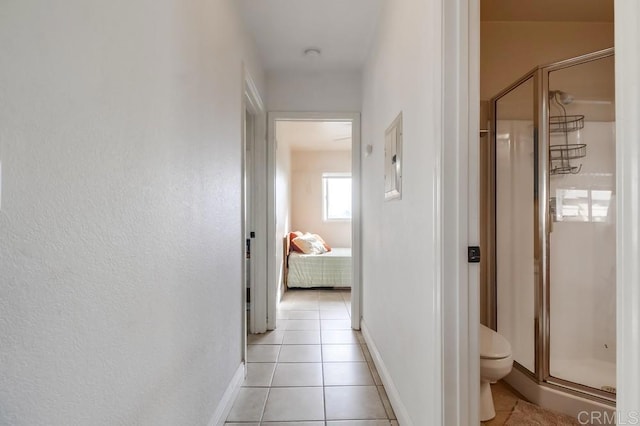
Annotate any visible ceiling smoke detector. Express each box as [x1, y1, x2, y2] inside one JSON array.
[[303, 48, 321, 57]]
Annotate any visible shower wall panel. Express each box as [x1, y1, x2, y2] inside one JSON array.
[[549, 121, 616, 390], [496, 119, 536, 374]]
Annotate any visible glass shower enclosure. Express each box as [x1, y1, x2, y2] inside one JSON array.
[[488, 48, 616, 403]]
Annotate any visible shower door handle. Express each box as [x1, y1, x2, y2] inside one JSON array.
[[549, 197, 557, 233]]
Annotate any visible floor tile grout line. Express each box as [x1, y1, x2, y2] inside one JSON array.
[[243, 289, 391, 424], [319, 300, 327, 423]]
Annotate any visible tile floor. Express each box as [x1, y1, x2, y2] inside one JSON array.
[[226, 289, 398, 425]]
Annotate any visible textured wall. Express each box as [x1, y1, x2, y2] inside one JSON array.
[[0, 0, 263, 424], [266, 70, 362, 112], [361, 0, 443, 423]]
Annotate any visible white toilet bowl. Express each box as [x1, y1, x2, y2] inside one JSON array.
[[480, 324, 513, 421]]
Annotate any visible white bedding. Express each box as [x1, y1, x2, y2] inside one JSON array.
[[287, 248, 352, 288]]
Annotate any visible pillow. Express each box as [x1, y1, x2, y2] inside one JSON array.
[[312, 233, 332, 252], [289, 231, 303, 244], [291, 233, 327, 254]]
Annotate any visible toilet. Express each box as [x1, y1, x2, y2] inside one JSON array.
[[480, 324, 513, 421]]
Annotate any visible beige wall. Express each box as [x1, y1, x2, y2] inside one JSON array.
[[291, 150, 352, 248], [481, 21, 614, 100]]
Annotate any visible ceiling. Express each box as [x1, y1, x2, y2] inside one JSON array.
[[276, 121, 352, 151], [481, 0, 614, 22], [236, 0, 384, 71], [236, 0, 613, 73]]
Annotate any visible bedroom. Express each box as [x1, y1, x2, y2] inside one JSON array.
[[275, 120, 354, 322]]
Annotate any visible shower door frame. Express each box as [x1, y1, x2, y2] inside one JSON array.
[[489, 47, 616, 405]]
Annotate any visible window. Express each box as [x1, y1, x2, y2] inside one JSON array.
[[323, 173, 352, 221], [554, 188, 613, 222]]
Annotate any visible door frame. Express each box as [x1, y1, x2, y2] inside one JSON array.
[[242, 67, 267, 336], [451, 0, 640, 422], [265, 111, 362, 331], [613, 1, 640, 419]]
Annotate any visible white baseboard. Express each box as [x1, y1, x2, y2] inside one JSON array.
[[361, 320, 411, 426], [208, 363, 245, 426]]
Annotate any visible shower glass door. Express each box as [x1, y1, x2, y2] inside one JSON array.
[[546, 54, 616, 396], [494, 75, 537, 374]]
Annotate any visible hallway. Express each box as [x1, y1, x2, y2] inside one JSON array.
[[226, 289, 398, 425]]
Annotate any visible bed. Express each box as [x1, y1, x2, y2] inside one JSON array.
[[284, 233, 352, 288]]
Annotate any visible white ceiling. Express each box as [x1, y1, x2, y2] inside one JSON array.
[[276, 121, 352, 151], [236, 0, 384, 71], [238, 1, 613, 73], [481, 0, 614, 22]]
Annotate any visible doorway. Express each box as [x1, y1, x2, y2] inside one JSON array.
[[266, 112, 362, 332]]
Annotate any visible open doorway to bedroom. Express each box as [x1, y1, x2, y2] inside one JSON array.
[[266, 113, 362, 333]]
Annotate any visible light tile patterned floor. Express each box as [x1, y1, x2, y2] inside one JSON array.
[[226, 289, 398, 426]]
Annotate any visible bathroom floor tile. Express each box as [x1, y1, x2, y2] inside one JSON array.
[[226, 387, 268, 422], [262, 423, 324, 426], [286, 319, 321, 330], [319, 301, 349, 310], [271, 363, 323, 387], [322, 330, 360, 344], [243, 363, 276, 387], [226, 289, 396, 424], [280, 301, 319, 311], [322, 344, 365, 362], [247, 344, 280, 363], [283, 330, 321, 345], [320, 310, 351, 320], [278, 344, 322, 363], [325, 386, 388, 420], [287, 310, 321, 320], [248, 330, 285, 345], [225, 423, 259, 426], [321, 319, 353, 330], [323, 362, 375, 386], [262, 387, 325, 421]]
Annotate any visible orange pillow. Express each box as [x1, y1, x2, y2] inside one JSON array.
[[289, 231, 303, 244], [289, 231, 304, 252], [312, 233, 332, 252]]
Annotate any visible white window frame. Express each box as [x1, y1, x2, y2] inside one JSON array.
[[322, 172, 352, 222]]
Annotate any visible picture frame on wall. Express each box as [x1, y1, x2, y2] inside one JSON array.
[[384, 112, 403, 201]]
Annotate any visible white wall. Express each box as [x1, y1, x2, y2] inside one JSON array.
[[549, 122, 616, 382], [291, 150, 352, 248], [267, 70, 362, 112], [361, 0, 443, 424], [274, 133, 292, 297], [0, 1, 264, 425]]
